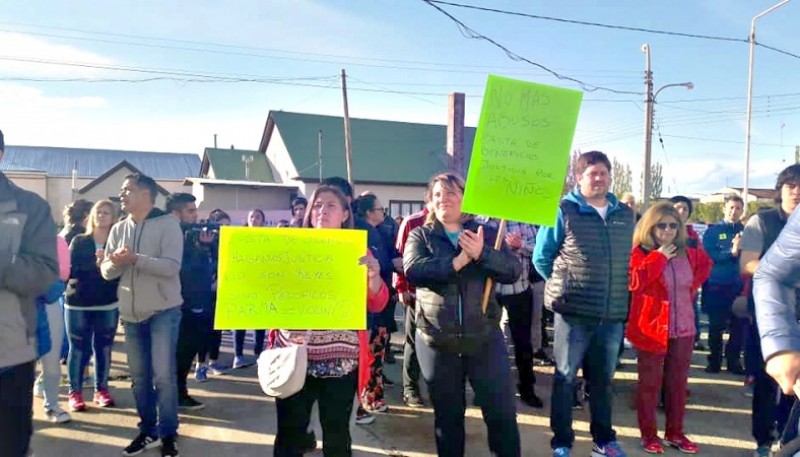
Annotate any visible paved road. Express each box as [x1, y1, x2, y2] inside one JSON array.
[[30, 327, 759, 456]]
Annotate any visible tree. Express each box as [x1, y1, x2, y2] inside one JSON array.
[[639, 162, 664, 206], [562, 149, 581, 196], [691, 202, 722, 224], [611, 157, 633, 197], [650, 162, 663, 202]]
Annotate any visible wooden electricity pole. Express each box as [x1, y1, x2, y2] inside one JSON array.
[[447, 92, 466, 176], [341, 69, 354, 186]]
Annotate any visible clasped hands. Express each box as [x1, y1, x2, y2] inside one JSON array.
[[108, 246, 138, 266], [455, 226, 485, 266]]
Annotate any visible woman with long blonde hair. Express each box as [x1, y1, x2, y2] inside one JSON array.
[[65, 199, 120, 411], [627, 203, 712, 454]]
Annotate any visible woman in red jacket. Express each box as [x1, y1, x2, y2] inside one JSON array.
[[627, 203, 712, 454]]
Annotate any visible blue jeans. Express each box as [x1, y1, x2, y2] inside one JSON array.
[[123, 307, 182, 438], [550, 313, 623, 449], [416, 329, 520, 457], [61, 301, 69, 361], [38, 301, 65, 411], [66, 308, 119, 393]]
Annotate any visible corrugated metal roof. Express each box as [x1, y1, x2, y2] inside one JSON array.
[[204, 148, 275, 182], [0, 145, 201, 180], [266, 111, 477, 185]]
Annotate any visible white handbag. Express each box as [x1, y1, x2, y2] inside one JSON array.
[[257, 331, 311, 399]]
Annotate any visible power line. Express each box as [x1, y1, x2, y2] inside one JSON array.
[[425, 1, 800, 62], [660, 133, 789, 148], [0, 24, 644, 77], [755, 42, 800, 61], [427, 0, 749, 43], [421, 0, 643, 95], [659, 91, 800, 104]]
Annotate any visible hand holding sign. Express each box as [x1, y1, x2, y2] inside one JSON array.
[[359, 254, 382, 292], [215, 227, 368, 330], [462, 76, 582, 312]]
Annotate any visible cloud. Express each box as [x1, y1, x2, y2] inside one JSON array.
[[0, 83, 107, 109], [0, 31, 115, 78]]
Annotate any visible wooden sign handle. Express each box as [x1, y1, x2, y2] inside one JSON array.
[[481, 219, 507, 314]]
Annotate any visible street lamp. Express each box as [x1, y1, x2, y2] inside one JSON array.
[[641, 44, 694, 209], [743, 0, 792, 211]]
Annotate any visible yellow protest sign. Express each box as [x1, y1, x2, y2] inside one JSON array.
[[462, 75, 584, 227], [214, 227, 368, 330]]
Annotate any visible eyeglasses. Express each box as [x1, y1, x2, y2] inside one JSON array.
[[371, 206, 385, 213], [656, 222, 679, 230]]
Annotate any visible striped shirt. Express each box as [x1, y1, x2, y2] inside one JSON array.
[[478, 218, 536, 296], [286, 330, 359, 378]]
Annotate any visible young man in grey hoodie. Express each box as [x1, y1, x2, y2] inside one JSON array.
[[0, 129, 59, 456], [101, 173, 184, 457]]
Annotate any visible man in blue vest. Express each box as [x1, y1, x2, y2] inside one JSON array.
[[534, 150, 634, 457], [702, 194, 746, 374]]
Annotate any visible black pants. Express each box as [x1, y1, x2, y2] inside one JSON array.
[[176, 310, 209, 397], [0, 361, 35, 457], [416, 329, 520, 457], [199, 296, 222, 362], [402, 301, 421, 397], [234, 330, 266, 357], [753, 367, 795, 447], [274, 372, 357, 457], [198, 318, 222, 363], [750, 322, 795, 447], [707, 307, 746, 370], [497, 287, 536, 390], [703, 285, 744, 370]]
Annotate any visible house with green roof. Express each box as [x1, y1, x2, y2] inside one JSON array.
[[191, 146, 299, 224], [258, 110, 476, 218]]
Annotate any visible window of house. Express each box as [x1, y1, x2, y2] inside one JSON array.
[[389, 200, 425, 218]]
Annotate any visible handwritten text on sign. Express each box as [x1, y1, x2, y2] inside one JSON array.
[[214, 227, 367, 330], [462, 75, 583, 227]]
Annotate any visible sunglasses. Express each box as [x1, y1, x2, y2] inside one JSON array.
[[656, 222, 679, 230]]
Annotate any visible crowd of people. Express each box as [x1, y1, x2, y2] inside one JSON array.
[[2, 126, 800, 457]]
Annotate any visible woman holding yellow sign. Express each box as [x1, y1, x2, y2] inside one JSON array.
[[404, 172, 522, 457], [272, 185, 388, 457]]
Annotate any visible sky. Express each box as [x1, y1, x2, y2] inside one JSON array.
[[0, 0, 798, 197]]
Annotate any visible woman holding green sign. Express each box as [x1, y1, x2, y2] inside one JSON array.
[[404, 172, 522, 457], [273, 185, 388, 457]]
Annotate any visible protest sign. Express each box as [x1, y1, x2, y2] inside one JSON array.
[[462, 75, 583, 227], [214, 227, 367, 330]]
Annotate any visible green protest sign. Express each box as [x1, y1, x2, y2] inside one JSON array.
[[461, 75, 583, 227], [214, 227, 367, 330]]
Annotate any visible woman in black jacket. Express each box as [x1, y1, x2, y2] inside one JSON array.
[[403, 172, 522, 457], [65, 199, 120, 411]]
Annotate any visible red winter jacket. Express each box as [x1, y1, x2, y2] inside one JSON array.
[[626, 245, 712, 354]]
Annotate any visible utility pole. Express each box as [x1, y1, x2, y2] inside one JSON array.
[[641, 44, 693, 209], [341, 69, 354, 186], [795, 145, 799, 164], [318, 130, 323, 183], [642, 43, 654, 210], [447, 92, 466, 176], [743, 0, 792, 211]]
